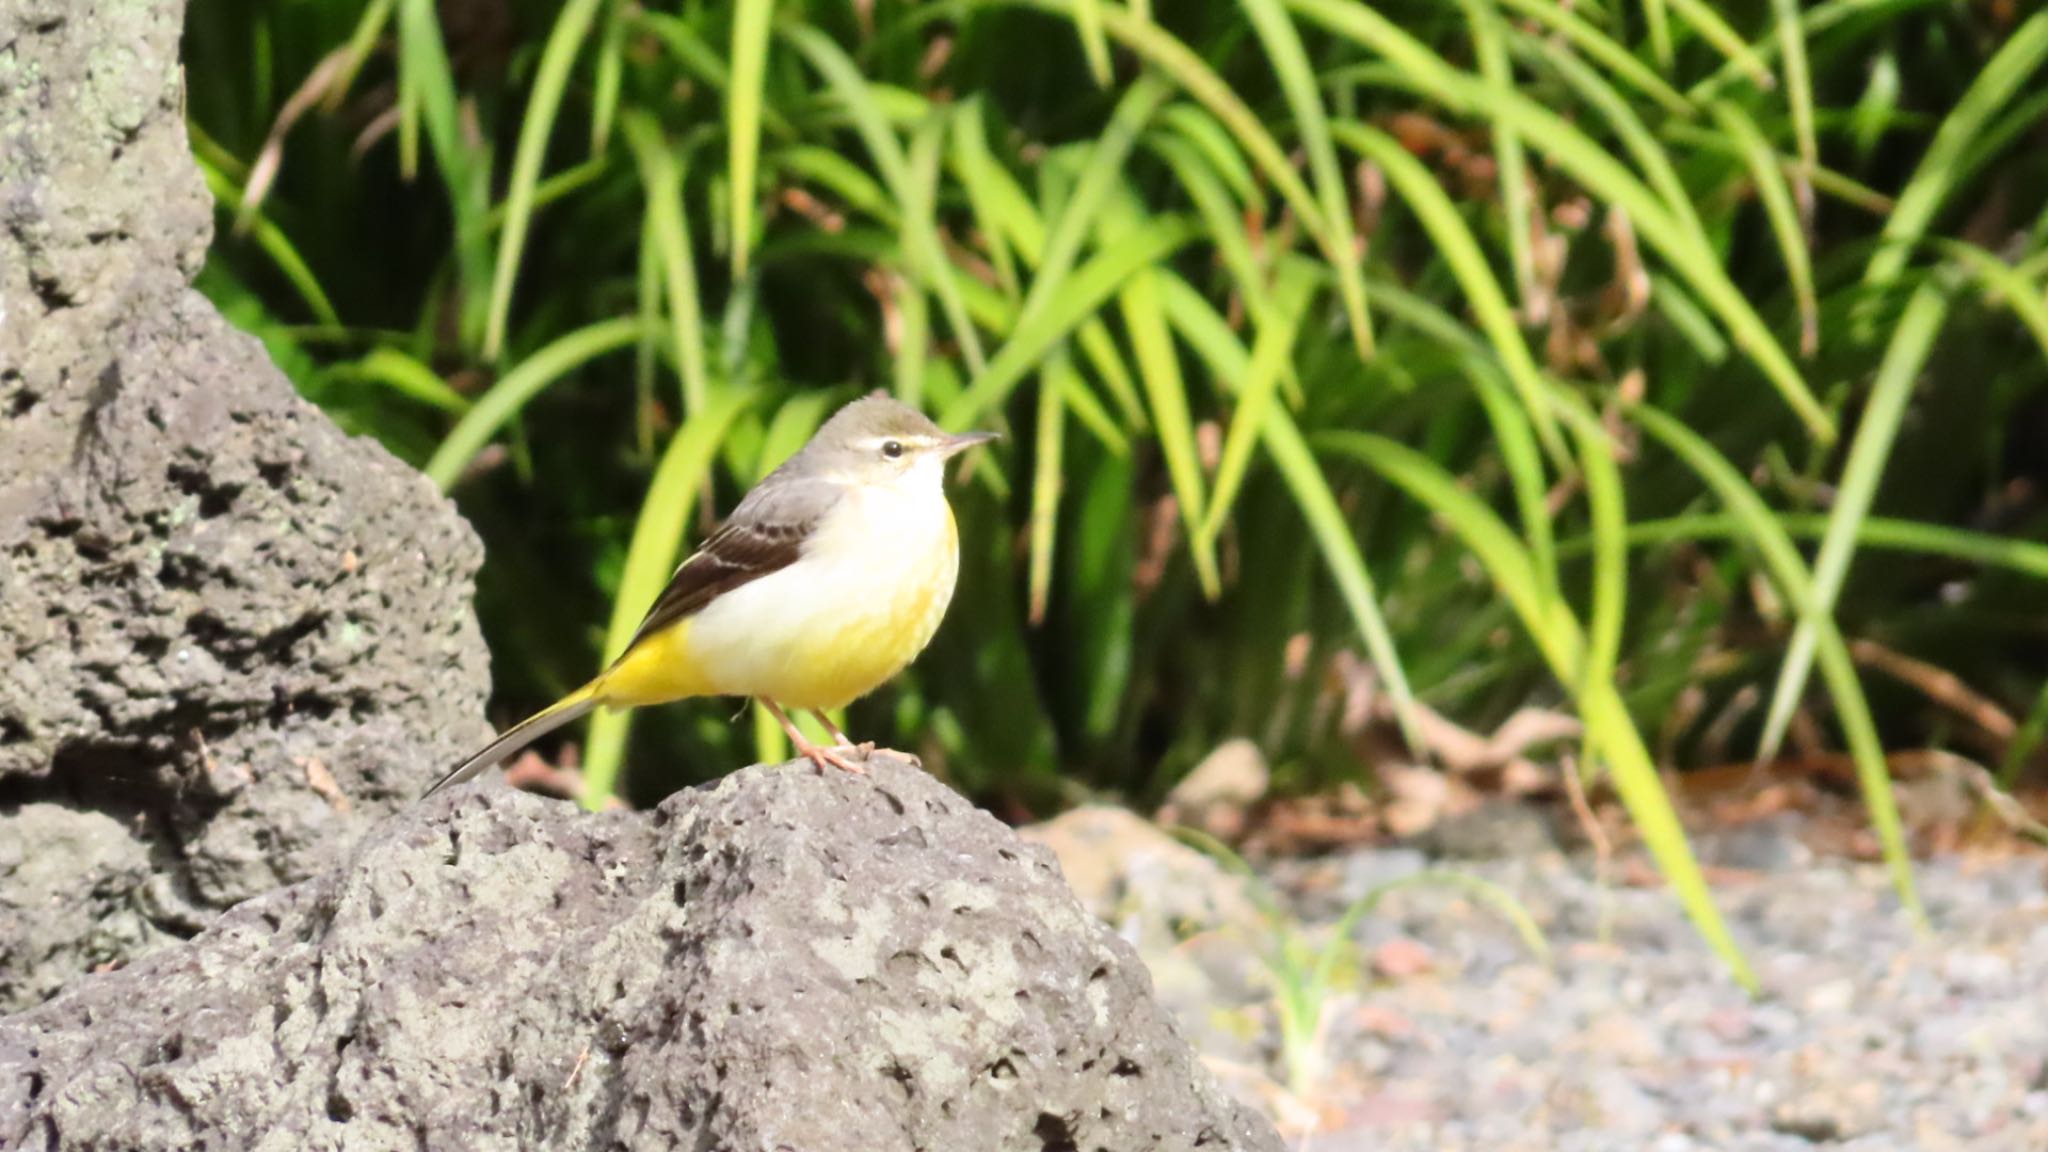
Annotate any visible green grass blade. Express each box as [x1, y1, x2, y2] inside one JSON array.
[[1490, 0, 1692, 117], [1027, 354, 1071, 624], [1687, 0, 1948, 104], [1264, 412, 1422, 756], [1939, 242, 2048, 365], [729, 0, 776, 278], [774, 145, 899, 225], [1117, 265, 1220, 598], [581, 387, 755, 809], [755, 390, 837, 477], [1631, 404, 1922, 929], [1513, 33, 1710, 253], [1864, 11, 2048, 290], [949, 99, 1022, 298], [1464, 359, 1560, 610], [1574, 418, 1627, 709], [1070, 0, 1113, 86], [1015, 0, 1350, 349], [785, 23, 987, 374], [621, 112, 709, 416], [1200, 260, 1316, 544], [481, 0, 603, 361], [1072, 321, 1149, 433], [894, 278, 933, 408], [1013, 75, 1170, 337], [396, 0, 491, 343], [1770, 0, 1817, 225], [634, 217, 660, 458], [1240, 0, 1373, 357], [339, 347, 471, 414], [1712, 101, 1818, 357], [1159, 285, 1423, 755], [1288, 0, 1833, 441], [1644, 0, 1674, 72], [1319, 430, 1755, 989], [327, 0, 397, 113], [1334, 122, 1567, 462], [1757, 281, 1947, 761], [194, 156, 341, 327], [1158, 104, 1263, 210], [2000, 681, 2048, 789], [426, 317, 645, 489], [590, 0, 625, 156], [632, 11, 794, 139], [1611, 514, 2048, 581], [1664, 0, 1776, 87], [940, 216, 1199, 430], [1456, 0, 1535, 312]]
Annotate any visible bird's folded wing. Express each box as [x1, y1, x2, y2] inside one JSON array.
[[616, 474, 844, 657]]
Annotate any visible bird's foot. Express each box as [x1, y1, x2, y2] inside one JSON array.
[[799, 740, 867, 775]]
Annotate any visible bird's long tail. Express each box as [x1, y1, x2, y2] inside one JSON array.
[[423, 683, 603, 798]]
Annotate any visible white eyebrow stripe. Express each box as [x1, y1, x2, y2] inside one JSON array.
[[854, 434, 941, 450]]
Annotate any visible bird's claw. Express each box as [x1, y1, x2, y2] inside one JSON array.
[[801, 742, 867, 775]]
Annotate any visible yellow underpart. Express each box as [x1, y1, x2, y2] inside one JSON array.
[[592, 499, 959, 714], [596, 617, 711, 707]]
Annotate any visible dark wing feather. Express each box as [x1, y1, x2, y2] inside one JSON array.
[[614, 476, 843, 659]]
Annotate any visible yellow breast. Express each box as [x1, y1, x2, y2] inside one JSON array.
[[601, 487, 962, 712], [787, 503, 959, 709]]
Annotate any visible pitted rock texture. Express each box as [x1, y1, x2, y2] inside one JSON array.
[[0, 757, 1283, 1152], [0, 0, 493, 1009]]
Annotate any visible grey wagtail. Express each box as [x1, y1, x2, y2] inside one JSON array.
[[424, 395, 997, 795]]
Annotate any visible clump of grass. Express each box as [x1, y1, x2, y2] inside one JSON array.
[[1173, 828, 1548, 1107], [186, 0, 2048, 986]]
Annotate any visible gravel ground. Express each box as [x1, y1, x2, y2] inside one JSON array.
[[1042, 809, 2048, 1151]]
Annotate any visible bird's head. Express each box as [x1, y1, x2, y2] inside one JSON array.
[[805, 394, 998, 493]]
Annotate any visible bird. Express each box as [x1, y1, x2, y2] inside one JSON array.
[[423, 394, 997, 797]]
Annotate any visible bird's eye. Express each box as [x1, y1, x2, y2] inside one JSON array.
[[881, 439, 904, 459]]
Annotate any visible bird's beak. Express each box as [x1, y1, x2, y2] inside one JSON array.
[[938, 430, 1000, 458]]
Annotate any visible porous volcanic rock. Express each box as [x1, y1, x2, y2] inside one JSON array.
[[0, 0, 493, 1009], [0, 756, 1283, 1152]]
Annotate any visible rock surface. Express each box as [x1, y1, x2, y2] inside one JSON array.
[[0, 757, 1283, 1152], [0, 0, 493, 1009]]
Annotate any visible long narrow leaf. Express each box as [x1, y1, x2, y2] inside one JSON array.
[[1864, 12, 2048, 290], [1758, 282, 1947, 761], [1027, 354, 1071, 624], [1118, 266, 1221, 598], [1456, 0, 1536, 312], [426, 317, 646, 488], [482, 0, 604, 360], [1240, 0, 1373, 355], [941, 217, 1199, 429], [729, 0, 776, 277], [1289, 0, 1834, 441], [1201, 260, 1317, 542], [1713, 101, 1818, 357], [1320, 431, 1756, 989], [1632, 405, 1923, 929], [621, 113, 709, 415], [581, 388, 756, 808], [786, 25, 988, 375], [1336, 122, 1567, 462]]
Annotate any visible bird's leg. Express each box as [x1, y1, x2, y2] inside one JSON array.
[[761, 699, 864, 774], [809, 710, 876, 761]]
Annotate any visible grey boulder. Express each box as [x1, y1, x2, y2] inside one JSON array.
[[0, 756, 1282, 1152], [0, 0, 494, 1009]]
